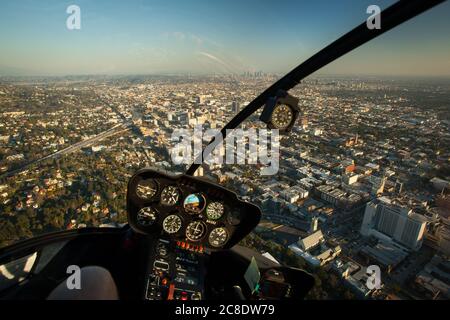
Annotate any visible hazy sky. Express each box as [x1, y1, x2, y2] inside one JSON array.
[[0, 0, 449, 76]]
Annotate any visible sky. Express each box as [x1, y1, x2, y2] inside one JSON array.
[[0, 0, 449, 77]]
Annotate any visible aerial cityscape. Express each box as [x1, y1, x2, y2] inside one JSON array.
[[0, 0, 449, 306], [0, 74, 448, 299]]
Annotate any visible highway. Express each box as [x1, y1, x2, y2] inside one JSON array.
[[0, 122, 131, 180]]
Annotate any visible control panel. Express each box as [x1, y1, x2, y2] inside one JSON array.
[[145, 238, 206, 300], [127, 168, 261, 251]]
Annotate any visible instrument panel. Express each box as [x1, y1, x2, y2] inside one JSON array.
[[127, 168, 261, 251]]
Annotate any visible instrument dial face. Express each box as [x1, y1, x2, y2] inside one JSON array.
[[136, 207, 158, 226], [209, 227, 229, 247], [185, 221, 207, 241], [162, 214, 182, 234], [206, 202, 224, 220], [271, 104, 293, 130], [183, 193, 206, 214], [136, 179, 158, 200], [160, 186, 180, 206]]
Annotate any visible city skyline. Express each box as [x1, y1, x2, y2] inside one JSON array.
[[1, 0, 450, 77]]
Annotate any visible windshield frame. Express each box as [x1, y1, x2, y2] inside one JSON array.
[[185, 0, 446, 176]]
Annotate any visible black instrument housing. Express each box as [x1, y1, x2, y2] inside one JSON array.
[[127, 168, 262, 251]]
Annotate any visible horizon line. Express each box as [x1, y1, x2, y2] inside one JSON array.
[[1, 72, 450, 80]]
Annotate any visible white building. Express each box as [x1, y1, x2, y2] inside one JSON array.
[[299, 230, 324, 251], [343, 174, 359, 185], [360, 197, 427, 251], [290, 229, 341, 267]]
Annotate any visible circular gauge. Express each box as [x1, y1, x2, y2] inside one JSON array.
[[162, 214, 182, 234], [183, 193, 206, 214], [136, 179, 158, 200], [206, 202, 224, 220], [136, 207, 158, 226], [185, 221, 207, 241], [160, 186, 180, 206], [271, 104, 294, 130], [209, 227, 229, 247], [227, 210, 242, 226]]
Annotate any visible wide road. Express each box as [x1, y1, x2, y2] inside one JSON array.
[[0, 122, 131, 179]]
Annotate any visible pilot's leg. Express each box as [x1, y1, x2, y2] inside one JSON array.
[[47, 266, 119, 300]]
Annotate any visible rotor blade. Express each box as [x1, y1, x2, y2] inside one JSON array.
[[186, 0, 446, 176]]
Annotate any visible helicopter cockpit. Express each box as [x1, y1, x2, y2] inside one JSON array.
[[0, 167, 314, 300], [0, 0, 445, 301]]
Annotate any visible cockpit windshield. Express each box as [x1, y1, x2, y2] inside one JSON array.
[[0, 0, 449, 300]]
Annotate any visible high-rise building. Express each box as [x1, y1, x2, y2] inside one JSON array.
[[177, 112, 189, 125], [231, 101, 240, 113], [360, 197, 427, 251]]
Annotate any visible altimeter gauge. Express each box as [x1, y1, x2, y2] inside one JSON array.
[[185, 221, 207, 241], [136, 207, 158, 226], [160, 186, 180, 206], [209, 227, 229, 247], [206, 202, 224, 220], [162, 214, 182, 234]]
